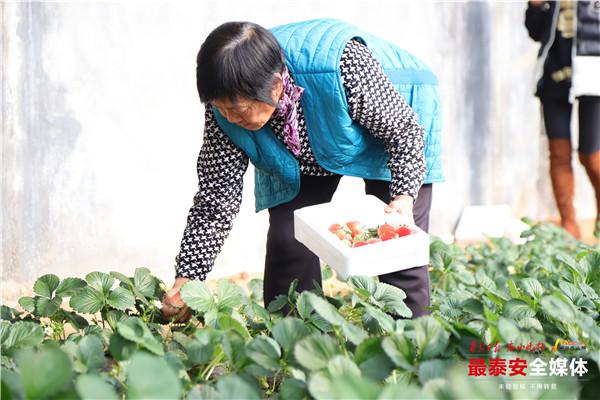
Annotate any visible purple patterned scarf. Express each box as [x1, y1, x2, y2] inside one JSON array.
[[275, 67, 304, 156]]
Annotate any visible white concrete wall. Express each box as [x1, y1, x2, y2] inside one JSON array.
[[2, 0, 595, 285]]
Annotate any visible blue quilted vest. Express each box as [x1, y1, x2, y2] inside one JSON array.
[[213, 19, 443, 212]]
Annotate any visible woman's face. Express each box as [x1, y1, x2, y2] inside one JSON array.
[[212, 76, 283, 131]]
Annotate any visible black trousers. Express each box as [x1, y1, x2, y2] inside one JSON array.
[[264, 174, 433, 318], [542, 96, 600, 154]]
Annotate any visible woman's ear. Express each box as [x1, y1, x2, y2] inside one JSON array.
[[272, 73, 284, 103]]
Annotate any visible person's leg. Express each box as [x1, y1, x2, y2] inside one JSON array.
[[264, 174, 341, 307], [577, 96, 600, 236], [542, 100, 581, 239], [364, 180, 433, 318]]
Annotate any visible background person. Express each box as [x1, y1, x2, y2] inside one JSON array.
[[525, 0, 600, 239]]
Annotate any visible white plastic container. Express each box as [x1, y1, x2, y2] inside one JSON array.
[[294, 195, 430, 279]]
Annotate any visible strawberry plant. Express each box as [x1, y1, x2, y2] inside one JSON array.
[[1, 221, 599, 399]]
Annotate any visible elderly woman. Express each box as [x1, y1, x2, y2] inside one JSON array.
[[162, 19, 443, 320]]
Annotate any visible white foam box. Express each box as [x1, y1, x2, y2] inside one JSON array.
[[294, 195, 430, 279]]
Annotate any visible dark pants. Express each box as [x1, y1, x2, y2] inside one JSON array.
[[264, 174, 433, 318], [542, 96, 600, 154]]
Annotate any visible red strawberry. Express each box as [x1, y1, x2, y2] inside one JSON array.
[[346, 221, 365, 234], [335, 230, 347, 240], [329, 223, 343, 233], [351, 229, 365, 239], [380, 230, 399, 241], [396, 226, 412, 237], [377, 223, 397, 238], [353, 241, 368, 247]]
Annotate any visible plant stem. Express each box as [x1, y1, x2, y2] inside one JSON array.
[[201, 351, 225, 381], [271, 371, 278, 393], [334, 328, 348, 357]]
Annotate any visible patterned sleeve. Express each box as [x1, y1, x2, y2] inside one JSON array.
[[340, 40, 427, 199], [175, 108, 249, 280]]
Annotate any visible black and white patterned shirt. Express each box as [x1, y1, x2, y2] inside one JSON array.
[[175, 40, 426, 280]]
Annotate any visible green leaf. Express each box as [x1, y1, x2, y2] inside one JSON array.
[[294, 333, 341, 371], [462, 298, 484, 316], [62, 310, 89, 330], [280, 378, 308, 400], [2, 321, 44, 351], [557, 253, 587, 280], [55, 278, 87, 297], [247, 278, 263, 299], [519, 277, 544, 299], [348, 276, 378, 297], [497, 317, 524, 343], [414, 316, 449, 360], [126, 352, 182, 399], [33, 274, 60, 298], [271, 317, 310, 355], [215, 375, 260, 400], [503, 299, 536, 320], [305, 293, 346, 325], [17, 347, 73, 399], [559, 281, 594, 309], [216, 279, 244, 309], [540, 293, 577, 322], [267, 295, 288, 312], [36, 296, 62, 317], [330, 375, 381, 399], [78, 335, 105, 372], [217, 314, 251, 341], [75, 374, 118, 400], [18, 296, 36, 313], [245, 336, 281, 371], [116, 317, 164, 356], [361, 302, 395, 334], [305, 293, 367, 345], [222, 332, 248, 370], [1, 305, 18, 321], [296, 292, 312, 319], [133, 267, 156, 297], [381, 333, 415, 371], [354, 337, 396, 381], [180, 281, 215, 312], [250, 302, 271, 323], [378, 383, 429, 400], [108, 332, 137, 361], [106, 287, 135, 310], [321, 266, 334, 281], [373, 283, 411, 317], [475, 268, 496, 291], [173, 331, 215, 366], [70, 287, 105, 314], [85, 271, 115, 294], [418, 359, 450, 385], [105, 309, 128, 331], [517, 317, 544, 332], [1, 368, 24, 400], [327, 355, 361, 378], [507, 279, 521, 299], [307, 371, 334, 400]]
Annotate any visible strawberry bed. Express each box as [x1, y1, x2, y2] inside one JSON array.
[[1, 221, 599, 399]]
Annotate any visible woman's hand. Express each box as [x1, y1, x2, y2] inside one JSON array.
[[384, 194, 415, 226], [162, 277, 192, 323]]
